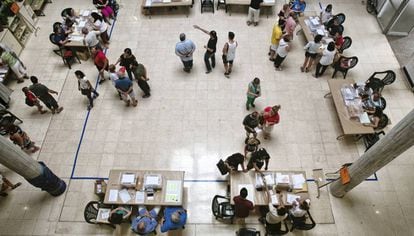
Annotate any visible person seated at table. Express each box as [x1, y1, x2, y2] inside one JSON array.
[[327, 17, 342, 37], [354, 82, 373, 97], [320, 4, 333, 26], [108, 207, 132, 225], [93, 0, 115, 24], [233, 187, 254, 224], [244, 136, 260, 157], [364, 107, 383, 128], [82, 27, 101, 49], [62, 18, 74, 35], [62, 7, 78, 21], [246, 149, 270, 172], [361, 94, 375, 113], [160, 207, 187, 233], [224, 153, 247, 173], [131, 206, 160, 235], [371, 92, 383, 109], [290, 198, 310, 218], [334, 31, 344, 50], [243, 111, 260, 138], [53, 26, 70, 47], [290, 0, 306, 17]]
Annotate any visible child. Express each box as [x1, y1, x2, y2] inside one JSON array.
[[22, 87, 47, 114]]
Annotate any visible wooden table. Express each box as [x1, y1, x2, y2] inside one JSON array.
[[225, 0, 275, 17], [326, 79, 374, 140], [230, 171, 309, 206], [297, 12, 330, 43], [141, 0, 194, 17], [104, 169, 185, 206]]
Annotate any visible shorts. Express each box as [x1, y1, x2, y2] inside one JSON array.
[[270, 44, 278, 51], [222, 55, 233, 64], [305, 51, 318, 59]]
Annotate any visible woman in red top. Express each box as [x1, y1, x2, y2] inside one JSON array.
[[261, 105, 281, 139], [92, 46, 109, 84], [22, 87, 47, 114]]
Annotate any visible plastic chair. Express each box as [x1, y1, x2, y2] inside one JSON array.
[[212, 195, 235, 223], [366, 70, 396, 93], [362, 131, 385, 152], [265, 220, 289, 235], [289, 210, 316, 232], [332, 56, 358, 79], [335, 13, 346, 25], [236, 227, 261, 236], [217, 0, 227, 12], [49, 33, 81, 69], [0, 109, 23, 135], [338, 36, 352, 53], [201, 0, 214, 13], [84, 201, 115, 228]]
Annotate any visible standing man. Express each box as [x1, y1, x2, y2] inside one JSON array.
[[269, 19, 284, 61], [92, 46, 109, 84], [193, 25, 217, 74], [233, 188, 254, 224], [131, 61, 151, 98], [243, 111, 260, 138], [222, 31, 238, 78], [175, 33, 196, 73], [115, 67, 137, 107], [246, 78, 261, 110], [81, 27, 101, 49], [246, 0, 263, 26], [29, 76, 63, 114]]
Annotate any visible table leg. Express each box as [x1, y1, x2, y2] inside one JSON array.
[[336, 134, 345, 140], [324, 92, 332, 98]]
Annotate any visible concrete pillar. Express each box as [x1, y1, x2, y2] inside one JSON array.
[[0, 135, 66, 196], [330, 109, 414, 197]]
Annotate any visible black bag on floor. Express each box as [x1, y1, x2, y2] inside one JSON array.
[[216, 159, 228, 175]]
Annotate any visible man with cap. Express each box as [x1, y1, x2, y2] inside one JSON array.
[[131, 206, 160, 235], [160, 207, 187, 232], [115, 67, 137, 107], [175, 33, 196, 73]]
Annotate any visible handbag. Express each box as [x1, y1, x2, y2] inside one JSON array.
[[216, 159, 228, 175]]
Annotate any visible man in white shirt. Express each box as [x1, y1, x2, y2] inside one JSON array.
[[82, 27, 101, 48]]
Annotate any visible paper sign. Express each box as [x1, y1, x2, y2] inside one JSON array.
[[108, 190, 118, 202], [119, 189, 131, 203], [135, 191, 145, 204]]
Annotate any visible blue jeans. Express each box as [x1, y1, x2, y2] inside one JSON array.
[[204, 52, 215, 71]]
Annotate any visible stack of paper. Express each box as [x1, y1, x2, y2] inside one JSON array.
[[255, 173, 274, 189], [275, 173, 290, 185], [135, 191, 145, 203], [359, 112, 371, 124], [286, 193, 300, 204], [119, 189, 132, 203], [108, 189, 118, 202], [292, 174, 306, 189]]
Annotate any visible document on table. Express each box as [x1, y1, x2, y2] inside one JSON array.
[[165, 180, 182, 203], [263, 0, 275, 3], [271, 194, 279, 205], [68, 35, 84, 41], [119, 189, 132, 203], [359, 112, 371, 124], [238, 184, 255, 204], [81, 10, 90, 17], [145, 0, 152, 6], [135, 191, 145, 203], [78, 20, 86, 28], [121, 173, 135, 184], [292, 174, 306, 189], [276, 173, 290, 184], [108, 189, 118, 202], [145, 175, 160, 185], [287, 193, 300, 204]]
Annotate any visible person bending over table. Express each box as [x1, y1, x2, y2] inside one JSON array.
[[225, 153, 247, 173], [290, 198, 310, 218], [131, 206, 160, 235], [246, 149, 270, 172], [160, 207, 187, 232], [108, 207, 132, 225], [290, 0, 306, 17]]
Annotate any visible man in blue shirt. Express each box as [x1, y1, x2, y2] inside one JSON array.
[[131, 206, 160, 235], [160, 207, 187, 233], [290, 0, 306, 15], [175, 33, 196, 73], [115, 67, 137, 107]]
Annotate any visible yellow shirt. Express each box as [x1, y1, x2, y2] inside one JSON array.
[[271, 24, 283, 46]]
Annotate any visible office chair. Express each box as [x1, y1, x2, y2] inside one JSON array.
[[212, 195, 235, 223], [289, 210, 316, 232]]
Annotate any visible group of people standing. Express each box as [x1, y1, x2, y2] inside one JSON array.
[[175, 27, 238, 78]]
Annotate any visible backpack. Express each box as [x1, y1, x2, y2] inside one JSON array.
[[216, 159, 228, 175]]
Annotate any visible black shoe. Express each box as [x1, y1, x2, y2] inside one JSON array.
[[98, 80, 105, 84], [93, 93, 99, 99], [0, 192, 8, 197], [206, 70, 212, 74], [252, 104, 255, 108], [142, 94, 150, 98]]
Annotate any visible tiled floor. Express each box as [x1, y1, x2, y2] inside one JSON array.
[[0, 0, 414, 235]]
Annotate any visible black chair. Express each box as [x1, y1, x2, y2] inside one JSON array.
[[217, 0, 227, 12], [236, 227, 261, 236], [362, 131, 385, 152], [212, 195, 235, 223], [338, 36, 352, 53], [366, 70, 396, 93], [61, 8, 72, 19], [0, 109, 23, 135], [201, 0, 214, 13], [49, 33, 81, 69], [332, 56, 358, 79], [379, 97, 386, 110], [265, 220, 289, 235], [335, 13, 346, 25], [84, 201, 115, 228], [289, 210, 316, 232], [375, 113, 389, 131]]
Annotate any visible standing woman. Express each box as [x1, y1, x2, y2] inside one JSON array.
[[301, 34, 323, 73], [193, 25, 217, 74], [93, 0, 115, 24], [261, 105, 281, 139], [222, 31, 238, 78], [75, 70, 99, 110], [91, 12, 109, 46], [246, 78, 261, 110], [92, 46, 109, 84], [320, 4, 333, 26], [115, 48, 137, 80], [314, 42, 336, 78], [274, 36, 291, 71]]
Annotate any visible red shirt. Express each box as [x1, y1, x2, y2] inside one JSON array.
[[233, 196, 254, 218], [263, 106, 280, 125], [94, 50, 108, 69], [25, 91, 37, 102], [335, 35, 344, 48]]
